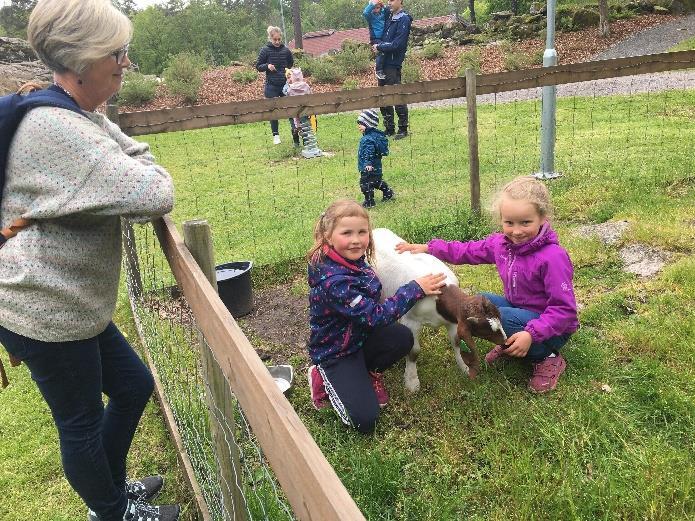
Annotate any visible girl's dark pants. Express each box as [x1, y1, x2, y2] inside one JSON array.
[[264, 83, 294, 137], [480, 292, 570, 362], [0, 322, 154, 521], [320, 322, 413, 434]]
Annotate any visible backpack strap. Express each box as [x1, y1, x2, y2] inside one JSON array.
[[0, 84, 85, 250], [0, 217, 31, 249]]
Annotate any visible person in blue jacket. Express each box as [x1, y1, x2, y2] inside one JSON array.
[[372, 0, 413, 139], [306, 199, 446, 433], [362, 0, 390, 79], [356, 109, 394, 208], [255, 26, 294, 145]]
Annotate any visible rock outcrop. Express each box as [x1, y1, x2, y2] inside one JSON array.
[[0, 36, 51, 95]]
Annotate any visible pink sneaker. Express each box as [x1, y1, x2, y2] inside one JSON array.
[[369, 371, 389, 408], [308, 365, 329, 409], [529, 354, 567, 393], [485, 345, 509, 365]]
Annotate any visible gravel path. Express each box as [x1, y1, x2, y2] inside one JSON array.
[[414, 14, 695, 108]]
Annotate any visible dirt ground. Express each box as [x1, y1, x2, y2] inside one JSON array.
[[237, 280, 311, 365]]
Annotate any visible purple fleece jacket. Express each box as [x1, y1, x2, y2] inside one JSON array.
[[427, 223, 579, 343]]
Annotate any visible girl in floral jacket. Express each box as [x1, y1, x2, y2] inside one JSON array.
[[306, 199, 445, 433]]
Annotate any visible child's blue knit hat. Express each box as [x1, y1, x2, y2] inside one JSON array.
[[357, 109, 379, 129]]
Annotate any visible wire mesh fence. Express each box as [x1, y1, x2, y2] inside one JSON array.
[[123, 224, 295, 521], [137, 68, 693, 270]]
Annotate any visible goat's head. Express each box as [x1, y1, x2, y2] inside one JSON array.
[[463, 296, 507, 346]]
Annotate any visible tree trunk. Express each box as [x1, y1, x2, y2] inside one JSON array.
[[599, 0, 610, 37], [511, 0, 519, 15], [469, 0, 476, 25]]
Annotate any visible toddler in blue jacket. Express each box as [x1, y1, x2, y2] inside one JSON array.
[[357, 109, 394, 208], [306, 199, 445, 433], [362, 0, 390, 79]]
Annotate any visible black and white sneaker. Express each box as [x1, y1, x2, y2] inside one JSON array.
[[88, 498, 180, 521], [127, 475, 164, 502]]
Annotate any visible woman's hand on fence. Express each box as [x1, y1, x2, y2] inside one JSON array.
[[414, 273, 446, 295], [395, 242, 429, 254]]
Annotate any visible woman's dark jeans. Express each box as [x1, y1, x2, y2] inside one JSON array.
[[0, 322, 154, 521], [264, 83, 293, 136], [480, 293, 570, 362]]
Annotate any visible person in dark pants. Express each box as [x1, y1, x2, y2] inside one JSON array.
[[0, 1, 177, 519], [256, 25, 294, 145], [373, 0, 413, 139], [356, 109, 394, 209], [305, 200, 446, 433]]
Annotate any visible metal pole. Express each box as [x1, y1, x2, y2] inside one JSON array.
[[534, 0, 562, 180], [278, 0, 288, 46], [292, 0, 303, 50]]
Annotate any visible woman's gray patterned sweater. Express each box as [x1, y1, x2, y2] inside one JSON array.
[[0, 107, 174, 342]]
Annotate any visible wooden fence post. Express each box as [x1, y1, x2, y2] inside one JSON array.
[[183, 219, 247, 521], [465, 68, 481, 215]]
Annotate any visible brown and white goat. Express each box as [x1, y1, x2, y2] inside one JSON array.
[[372, 228, 507, 392]]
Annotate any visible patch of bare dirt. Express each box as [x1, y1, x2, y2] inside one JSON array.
[[237, 281, 310, 364], [576, 220, 631, 245], [119, 14, 681, 113], [619, 243, 670, 277]]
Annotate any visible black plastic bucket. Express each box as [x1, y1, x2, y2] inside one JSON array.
[[216, 261, 254, 318]]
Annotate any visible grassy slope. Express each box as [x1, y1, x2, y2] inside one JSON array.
[[1, 89, 693, 520]]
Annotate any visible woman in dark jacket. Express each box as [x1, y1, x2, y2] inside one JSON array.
[[255, 25, 294, 145]]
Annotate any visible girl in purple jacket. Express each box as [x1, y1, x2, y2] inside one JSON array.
[[396, 176, 579, 393], [307, 200, 446, 433]]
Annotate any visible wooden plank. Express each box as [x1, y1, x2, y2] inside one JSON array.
[[120, 50, 695, 136], [153, 215, 365, 521]]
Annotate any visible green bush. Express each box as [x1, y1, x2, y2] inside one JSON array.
[[163, 52, 206, 103], [117, 72, 158, 106], [502, 50, 532, 71], [334, 39, 372, 75], [422, 41, 444, 60], [458, 47, 482, 76], [295, 55, 316, 78], [311, 58, 345, 84], [401, 55, 422, 83], [231, 69, 258, 84], [342, 78, 359, 90]]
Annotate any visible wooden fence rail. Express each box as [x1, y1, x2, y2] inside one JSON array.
[[119, 50, 695, 136], [152, 215, 365, 521]]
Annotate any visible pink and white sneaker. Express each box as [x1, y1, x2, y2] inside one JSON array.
[[528, 354, 567, 393], [369, 371, 389, 408], [307, 365, 329, 409]]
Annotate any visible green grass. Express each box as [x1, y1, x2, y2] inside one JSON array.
[[2, 88, 694, 519], [669, 37, 695, 52]]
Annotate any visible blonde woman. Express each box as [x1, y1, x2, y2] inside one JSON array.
[[0, 0, 178, 519], [255, 25, 294, 144]]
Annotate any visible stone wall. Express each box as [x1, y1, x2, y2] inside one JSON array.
[[0, 36, 51, 95]]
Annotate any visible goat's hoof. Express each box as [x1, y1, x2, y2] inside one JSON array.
[[468, 368, 479, 379], [404, 380, 420, 393]]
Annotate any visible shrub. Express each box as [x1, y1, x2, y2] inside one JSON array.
[[422, 41, 444, 60], [295, 55, 316, 78], [232, 69, 258, 84], [311, 58, 345, 84], [342, 78, 359, 91], [401, 54, 421, 83], [117, 72, 158, 106], [502, 50, 532, 71], [163, 52, 206, 103], [334, 39, 372, 75], [458, 47, 482, 76]]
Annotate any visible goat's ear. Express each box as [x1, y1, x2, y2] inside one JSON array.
[[482, 298, 499, 316], [467, 317, 484, 326]]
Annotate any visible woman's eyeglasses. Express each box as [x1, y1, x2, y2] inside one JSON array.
[[112, 44, 129, 65]]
